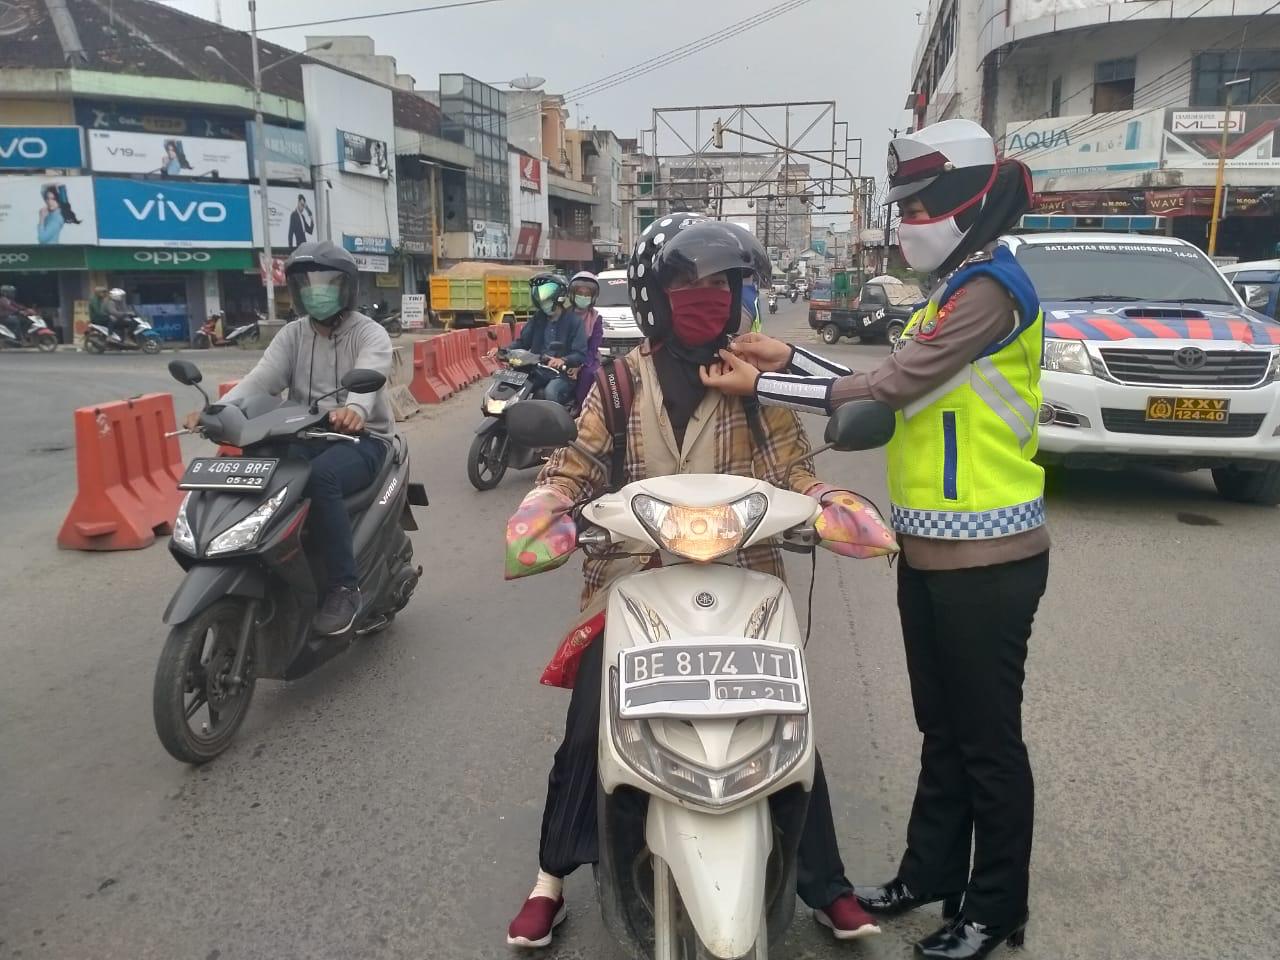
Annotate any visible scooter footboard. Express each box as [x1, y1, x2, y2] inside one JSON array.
[[645, 798, 771, 959]]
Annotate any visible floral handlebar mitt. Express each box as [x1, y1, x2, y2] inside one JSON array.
[[505, 487, 580, 580], [804, 482, 900, 560]]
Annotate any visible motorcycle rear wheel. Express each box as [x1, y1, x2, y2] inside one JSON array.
[[83, 334, 105, 355], [467, 429, 508, 490], [141, 337, 162, 355], [236, 329, 260, 349], [153, 598, 257, 764], [35, 336, 57, 353], [385, 319, 403, 338]]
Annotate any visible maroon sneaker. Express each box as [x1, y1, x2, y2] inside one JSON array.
[[815, 893, 882, 940], [506, 896, 567, 948]]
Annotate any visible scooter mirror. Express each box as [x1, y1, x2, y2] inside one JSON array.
[[507, 399, 577, 448], [168, 359, 203, 385], [826, 399, 896, 451], [341, 368, 386, 393]]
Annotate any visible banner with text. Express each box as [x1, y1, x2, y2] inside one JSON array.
[[0, 126, 86, 170], [246, 122, 312, 183], [0, 175, 98, 246], [88, 129, 250, 180], [94, 178, 252, 248], [251, 186, 318, 250], [1164, 107, 1280, 170], [75, 101, 245, 140], [1003, 108, 1163, 179], [337, 130, 391, 180]]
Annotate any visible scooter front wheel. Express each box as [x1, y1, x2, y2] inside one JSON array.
[[467, 428, 509, 491], [152, 598, 257, 764], [83, 334, 105, 355], [385, 319, 403, 338]]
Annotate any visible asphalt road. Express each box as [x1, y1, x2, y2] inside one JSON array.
[[1, 302, 1277, 959]]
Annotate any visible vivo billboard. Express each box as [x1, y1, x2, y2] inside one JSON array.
[[0, 126, 86, 170], [94, 178, 252, 248], [0, 175, 98, 246], [88, 129, 250, 180]]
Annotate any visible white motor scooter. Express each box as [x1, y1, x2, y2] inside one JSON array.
[[507, 399, 896, 960]]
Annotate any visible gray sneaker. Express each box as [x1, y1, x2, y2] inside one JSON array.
[[314, 586, 360, 636]]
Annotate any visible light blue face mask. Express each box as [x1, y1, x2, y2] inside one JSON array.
[[300, 285, 343, 322], [573, 294, 594, 310]]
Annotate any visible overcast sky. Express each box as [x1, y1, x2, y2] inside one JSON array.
[[188, 0, 922, 225]]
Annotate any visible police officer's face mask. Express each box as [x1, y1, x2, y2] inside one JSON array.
[[898, 217, 967, 273]]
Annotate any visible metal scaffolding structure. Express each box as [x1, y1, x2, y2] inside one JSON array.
[[621, 100, 869, 266]]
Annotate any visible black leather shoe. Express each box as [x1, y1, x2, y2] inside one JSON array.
[[853, 879, 963, 919], [914, 912, 1028, 958]]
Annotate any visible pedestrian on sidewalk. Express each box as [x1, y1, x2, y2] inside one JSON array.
[[702, 119, 1049, 960]]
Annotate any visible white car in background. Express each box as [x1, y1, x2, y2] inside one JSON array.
[[1005, 233, 1280, 504], [594, 269, 644, 359]]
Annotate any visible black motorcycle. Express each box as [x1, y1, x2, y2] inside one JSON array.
[[154, 359, 429, 764], [467, 345, 569, 490], [363, 300, 404, 338], [768, 295, 778, 315]]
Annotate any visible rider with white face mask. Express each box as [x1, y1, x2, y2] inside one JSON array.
[[703, 119, 1049, 960]]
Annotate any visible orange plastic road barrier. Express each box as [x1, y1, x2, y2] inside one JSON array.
[[458, 330, 485, 382], [410, 338, 453, 403], [57, 393, 185, 551], [443, 332, 471, 390], [496, 324, 514, 348]]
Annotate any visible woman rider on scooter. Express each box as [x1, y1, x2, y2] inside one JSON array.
[[503, 213, 899, 949]]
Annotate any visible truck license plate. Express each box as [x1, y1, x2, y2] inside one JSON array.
[[1145, 397, 1229, 423]]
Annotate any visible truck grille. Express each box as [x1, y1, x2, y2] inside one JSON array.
[[1098, 348, 1271, 387], [1100, 409, 1265, 438]]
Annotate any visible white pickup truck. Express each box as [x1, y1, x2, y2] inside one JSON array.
[[1005, 232, 1280, 505]]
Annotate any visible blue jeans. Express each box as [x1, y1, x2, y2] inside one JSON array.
[[296, 437, 387, 589], [542, 374, 575, 407]]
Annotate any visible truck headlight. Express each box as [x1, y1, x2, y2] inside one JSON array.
[[1043, 338, 1093, 375], [208, 487, 288, 556], [172, 493, 196, 553], [608, 672, 808, 807], [632, 493, 768, 563]]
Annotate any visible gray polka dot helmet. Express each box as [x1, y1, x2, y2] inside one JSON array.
[[628, 212, 772, 343]]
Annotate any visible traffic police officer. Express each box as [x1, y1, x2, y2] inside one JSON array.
[[702, 119, 1049, 959]]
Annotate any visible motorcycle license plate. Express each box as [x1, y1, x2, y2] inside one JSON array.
[[1145, 396, 1229, 423], [500, 370, 529, 386], [179, 457, 279, 492], [617, 639, 807, 720]]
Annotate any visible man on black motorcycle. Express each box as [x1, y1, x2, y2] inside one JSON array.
[[183, 241, 393, 636], [0, 284, 32, 340], [511, 273, 587, 407]]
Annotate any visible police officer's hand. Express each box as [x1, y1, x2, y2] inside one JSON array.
[[729, 332, 792, 372], [700, 349, 760, 396], [183, 411, 202, 432], [329, 406, 366, 434]]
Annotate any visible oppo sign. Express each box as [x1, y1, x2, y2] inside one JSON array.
[[0, 252, 32, 265], [133, 251, 212, 265]]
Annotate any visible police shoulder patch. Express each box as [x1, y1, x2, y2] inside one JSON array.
[[919, 287, 966, 340]]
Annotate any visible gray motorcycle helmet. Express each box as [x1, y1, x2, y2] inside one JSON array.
[[285, 241, 359, 325]]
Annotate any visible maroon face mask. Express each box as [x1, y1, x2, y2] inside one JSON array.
[[667, 286, 732, 347]]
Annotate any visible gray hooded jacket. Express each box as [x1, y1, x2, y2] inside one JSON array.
[[222, 311, 394, 438]]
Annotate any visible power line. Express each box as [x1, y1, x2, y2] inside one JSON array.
[[503, 0, 816, 126]]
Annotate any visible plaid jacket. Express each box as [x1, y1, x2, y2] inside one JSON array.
[[536, 345, 819, 609]]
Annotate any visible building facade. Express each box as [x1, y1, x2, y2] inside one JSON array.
[[566, 128, 624, 268], [910, 0, 1280, 260], [437, 74, 512, 260]]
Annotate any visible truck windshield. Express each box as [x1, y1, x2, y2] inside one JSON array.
[[1014, 240, 1240, 305], [596, 278, 631, 308]]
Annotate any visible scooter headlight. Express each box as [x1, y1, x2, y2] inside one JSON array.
[[609, 672, 808, 807], [632, 493, 768, 563], [485, 396, 509, 415], [207, 487, 288, 556], [172, 493, 196, 553]]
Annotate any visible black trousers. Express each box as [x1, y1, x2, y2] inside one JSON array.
[[538, 632, 854, 910], [895, 550, 1049, 927]]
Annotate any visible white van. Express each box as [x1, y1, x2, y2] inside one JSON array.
[[595, 269, 644, 358]]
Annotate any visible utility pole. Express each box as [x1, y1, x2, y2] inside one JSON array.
[[248, 0, 276, 325], [1208, 78, 1249, 258]]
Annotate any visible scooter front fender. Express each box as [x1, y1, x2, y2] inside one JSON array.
[[645, 797, 771, 959], [163, 563, 265, 625]]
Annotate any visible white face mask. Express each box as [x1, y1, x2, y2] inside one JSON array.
[[898, 217, 967, 273]]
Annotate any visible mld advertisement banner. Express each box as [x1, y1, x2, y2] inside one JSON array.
[[337, 130, 391, 180]]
